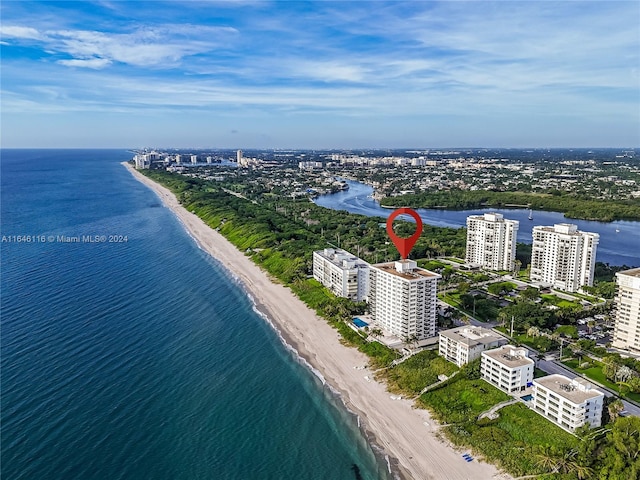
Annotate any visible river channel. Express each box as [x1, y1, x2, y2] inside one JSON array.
[[313, 180, 640, 267]]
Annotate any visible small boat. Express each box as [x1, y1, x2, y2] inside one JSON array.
[[616, 228, 620, 233], [528, 209, 533, 220]]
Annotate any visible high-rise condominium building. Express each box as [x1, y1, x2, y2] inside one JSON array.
[[312, 248, 369, 302], [465, 213, 519, 271], [612, 267, 640, 354], [530, 224, 599, 293], [368, 260, 440, 340]]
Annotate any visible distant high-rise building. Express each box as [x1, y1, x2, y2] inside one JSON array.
[[612, 267, 640, 354], [368, 260, 440, 340], [530, 224, 598, 292], [134, 154, 150, 169], [190, 155, 198, 164], [465, 213, 519, 271], [312, 248, 369, 302], [236, 150, 243, 163]]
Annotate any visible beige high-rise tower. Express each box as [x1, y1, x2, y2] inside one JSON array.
[[612, 267, 640, 354]]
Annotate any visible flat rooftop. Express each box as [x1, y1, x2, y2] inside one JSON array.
[[618, 267, 640, 278], [534, 374, 603, 403], [483, 345, 533, 368], [371, 261, 440, 281], [315, 248, 369, 269], [440, 326, 504, 347]]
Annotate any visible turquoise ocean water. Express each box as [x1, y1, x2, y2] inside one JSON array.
[[1, 150, 391, 480]]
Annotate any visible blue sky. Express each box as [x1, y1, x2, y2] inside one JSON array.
[[1, 1, 639, 148]]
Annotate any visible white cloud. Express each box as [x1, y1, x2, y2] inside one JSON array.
[[58, 58, 113, 69], [0, 25, 43, 40], [2, 24, 238, 69]]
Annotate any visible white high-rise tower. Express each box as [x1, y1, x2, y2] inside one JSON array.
[[368, 260, 440, 340], [530, 224, 599, 292], [465, 213, 519, 271]]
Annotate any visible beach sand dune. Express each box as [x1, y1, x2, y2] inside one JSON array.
[[124, 163, 510, 480]]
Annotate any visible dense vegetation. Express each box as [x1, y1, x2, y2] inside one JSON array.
[[419, 360, 640, 479], [141, 168, 640, 480], [383, 349, 458, 395], [143, 169, 467, 281], [381, 189, 640, 222]]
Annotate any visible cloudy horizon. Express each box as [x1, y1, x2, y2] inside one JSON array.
[[1, 1, 638, 149]]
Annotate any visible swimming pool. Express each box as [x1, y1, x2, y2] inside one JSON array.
[[353, 318, 369, 328]]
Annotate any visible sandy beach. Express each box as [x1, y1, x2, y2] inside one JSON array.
[[124, 162, 510, 480]]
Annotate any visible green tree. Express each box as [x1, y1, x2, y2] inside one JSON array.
[[598, 417, 640, 479], [520, 286, 540, 301], [607, 399, 624, 423]]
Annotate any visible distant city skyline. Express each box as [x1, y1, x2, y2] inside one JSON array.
[[1, 1, 639, 149]]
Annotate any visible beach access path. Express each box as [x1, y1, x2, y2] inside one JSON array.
[[124, 163, 511, 480]]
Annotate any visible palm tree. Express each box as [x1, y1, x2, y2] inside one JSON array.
[[615, 365, 633, 383], [607, 399, 624, 422], [370, 328, 383, 339], [527, 326, 540, 338], [534, 445, 560, 473], [535, 446, 593, 479], [408, 334, 419, 351]]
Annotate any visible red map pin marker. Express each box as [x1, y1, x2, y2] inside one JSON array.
[[386, 208, 423, 259]]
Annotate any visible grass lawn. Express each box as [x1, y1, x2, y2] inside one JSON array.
[[512, 332, 558, 353], [438, 292, 496, 322], [418, 259, 448, 270], [384, 351, 459, 395], [443, 403, 579, 477], [496, 403, 577, 449], [439, 292, 463, 308], [419, 378, 511, 424], [540, 293, 579, 309], [445, 257, 466, 264]]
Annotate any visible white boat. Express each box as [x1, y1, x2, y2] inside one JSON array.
[[528, 209, 533, 220]]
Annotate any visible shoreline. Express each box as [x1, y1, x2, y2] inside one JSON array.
[[123, 162, 510, 480]]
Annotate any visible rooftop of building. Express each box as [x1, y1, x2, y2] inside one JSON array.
[[314, 248, 369, 269], [439, 326, 505, 347], [533, 223, 598, 237], [617, 267, 640, 278], [482, 344, 534, 368], [467, 212, 518, 224], [534, 374, 603, 403], [371, 260, 440, 281]]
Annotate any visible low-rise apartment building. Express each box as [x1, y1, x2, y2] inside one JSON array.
[[439, 326, 506, 367], [481, 345, 534, 393], [532, 374, 604, 432]]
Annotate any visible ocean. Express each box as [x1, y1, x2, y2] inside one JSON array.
[[0, 150, 391, 480]]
